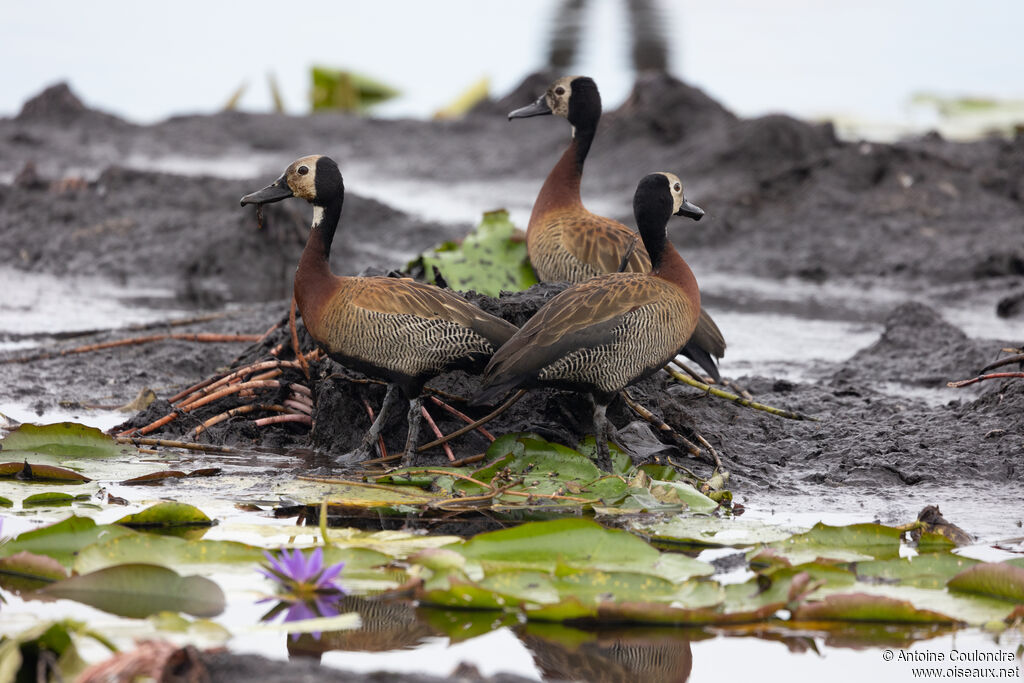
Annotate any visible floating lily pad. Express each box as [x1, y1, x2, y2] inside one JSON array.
[[41, 563, 226, 618], [855, 553, 980, 589], [0, 551, 68, 593], [766, 522, 902, 564], [115, 502, 213, 530], [0, 422, 135, 460], [0, 462, 91, 482], [0, 515, 134, 567], [947, 562, 1024, 603], [792, 593, 960, 624]]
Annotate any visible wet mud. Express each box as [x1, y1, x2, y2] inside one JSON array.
[[1, 77, 1022, 518]]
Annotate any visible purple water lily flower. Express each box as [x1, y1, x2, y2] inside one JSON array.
[[257, 546, 346, 640]]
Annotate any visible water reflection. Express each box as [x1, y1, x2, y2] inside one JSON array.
[[272, 600, 970, 682]]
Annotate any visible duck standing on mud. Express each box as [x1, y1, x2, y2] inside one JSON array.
[[475, 172, 706, 472], [241, 155, 518, 466], [509, 75, 726, 382]]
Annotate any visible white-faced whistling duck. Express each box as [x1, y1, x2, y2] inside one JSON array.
[[510, 75, 726, 382], [475, 172, 705, 472], [241, 155, 518, 466]]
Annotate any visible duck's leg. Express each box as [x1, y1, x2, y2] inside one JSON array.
[[401, 396, 425, 467], [356, 383, 401, 457], [590, 396, 614, 473]]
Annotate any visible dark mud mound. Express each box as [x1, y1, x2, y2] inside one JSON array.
[[838, 302, 1003, 387], [0, 165, 461, 304], [607, 71, 737, 144], [16, 82, 130, 130]]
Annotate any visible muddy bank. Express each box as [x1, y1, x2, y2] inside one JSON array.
[[1, 76, 1022, 507], [2, 78, 1023, 299]]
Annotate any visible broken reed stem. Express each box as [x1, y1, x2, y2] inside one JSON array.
[[418, 469, 492, 488], [115, 436, 243, 454], [289, 297, 310, 379], [665, 364, 818, 421], [2, 333, 263, 364], [980, 354, 1024, 373], [947, 372, 1024, 389], [420, 407, 455, 461], [449, 452, 487, 468], [254, 414, 312, 428], [194, 404, 289, 436], [291, 383, 313, 398], [417, 390, 526, 453], [430, 395, 495, 442], [619, 390, 702, 459], [693, 433, 723, 472]]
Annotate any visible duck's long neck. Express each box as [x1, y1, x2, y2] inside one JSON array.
[[295, 200, 342, 316], [528, 125, 597, 226], [639, 204, 700, 308], [653, 245, 700, 309]]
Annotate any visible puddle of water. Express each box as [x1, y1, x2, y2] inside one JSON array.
[[0, 266, 184, 339]]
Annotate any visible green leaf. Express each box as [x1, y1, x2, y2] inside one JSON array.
[[0, 462, 91, 482], [310, 66, 399, 112], [410, 210, 538, 296], [22, 491, 76, 507], [947, 562, 1024, 603], [792, 593, 960, 623], [74, 533, 264, 573], [41, 563, 226, 618], [633, 516, 796, 549], [766, 522, 902, 564], [0, 495, 11, 507], [0, 551, 68, 592], [0, 516, 134, 567], [855, 553, 980, 589], [451, 518, 713, 582], [0, 422, 135, 460], [115, 502, 213, 530]]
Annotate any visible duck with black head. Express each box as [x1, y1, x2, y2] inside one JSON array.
[[241, 155, 518, 466], [475, 172, 705, 472], [510, 75, 726, 383]]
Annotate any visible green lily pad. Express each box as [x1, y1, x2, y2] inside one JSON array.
[[766, 522, 902, 564], [0, 422, 135, 460], [115, 502, 214, 531], [40, 563, 226, 618], [0, 515, 135, 567], [0, 550, 68, 593], [0, 462, 91, 482], [947, 562, 1024, 603], [449, 518, 713, 582], [855, 553, 980, 589], [792, 593, 960, 624], [410, 210, 538, 296]]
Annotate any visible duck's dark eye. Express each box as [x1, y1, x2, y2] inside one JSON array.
[[554, 86, 566, 96], [674, 183, 681, 192], [298, 166, 309, 176]]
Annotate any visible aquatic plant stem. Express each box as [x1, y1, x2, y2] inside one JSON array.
[[417, 390, 526, 453], [665, 363, 818, 421], [620, 389, 701, 458], [420, 408, 455, 461], [947, 372, 1024, 388], [1, 333, 262, 364]]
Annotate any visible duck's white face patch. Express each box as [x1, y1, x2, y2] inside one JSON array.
[[545, 75, 576, 119], [285, 154, 321, 201], [659, 172, 686, 214]]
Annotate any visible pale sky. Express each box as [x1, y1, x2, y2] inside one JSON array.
[[2, 0, 1022, 131]]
